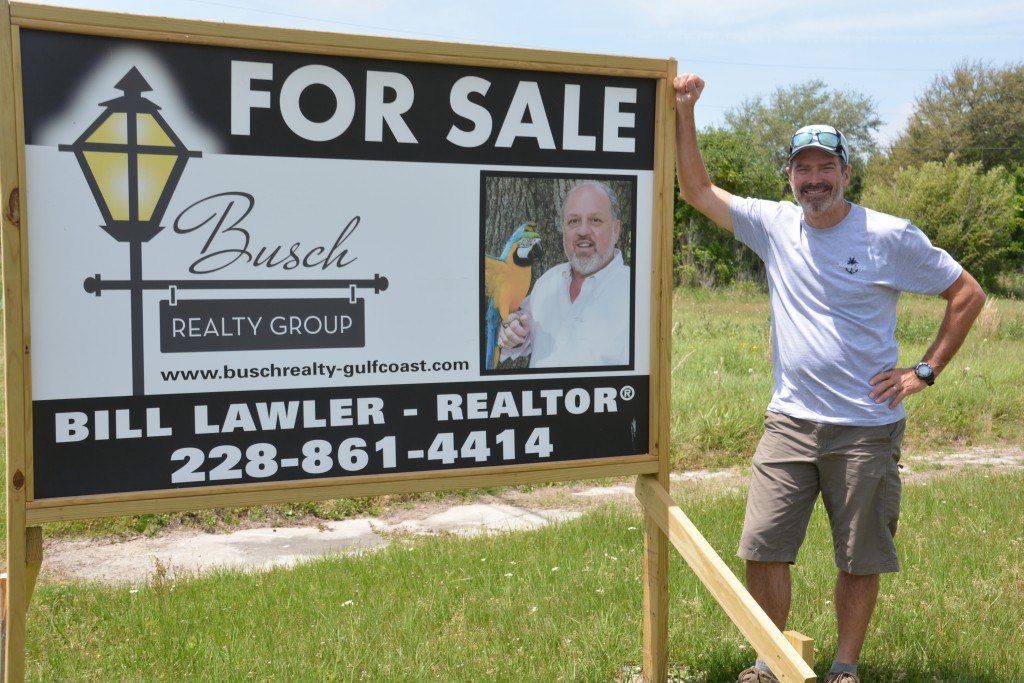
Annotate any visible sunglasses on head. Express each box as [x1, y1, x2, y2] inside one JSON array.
[[790, 128, 846, 157]]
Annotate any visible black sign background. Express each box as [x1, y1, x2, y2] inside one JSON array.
[[33, 376, 649, 499], [159, 298, 367, 352]]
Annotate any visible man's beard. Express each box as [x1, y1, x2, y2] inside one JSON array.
[[796, 182, 843, 215], [568, 244, 614, 277]]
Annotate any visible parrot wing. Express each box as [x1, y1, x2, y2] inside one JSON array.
[[483, 220, 539, 370], [484, 255, 507, 296], [484, 256, 507, 368]]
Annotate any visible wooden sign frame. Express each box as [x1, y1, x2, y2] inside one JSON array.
[[4, 4, 675, 521]]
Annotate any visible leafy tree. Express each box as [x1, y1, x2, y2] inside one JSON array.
[[724, 79, 882, 200], [675, 127, 782, 286], [882, 61, 1024, 174], [1009, 166, 1024, 273], [860, 156, 1021, 290]]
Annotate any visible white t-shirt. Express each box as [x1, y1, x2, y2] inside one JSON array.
[[503, 251, 631, 368], [731, 197, 962, 425]]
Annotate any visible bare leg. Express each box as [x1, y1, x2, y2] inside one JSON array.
[[746, 560, 791, 662], [834, 570, 880, 664]]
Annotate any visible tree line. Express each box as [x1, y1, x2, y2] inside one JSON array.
[[675, 61, 1024, 295]]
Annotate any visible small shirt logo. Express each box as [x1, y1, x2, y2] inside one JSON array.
[[844, 257, 860, 275]]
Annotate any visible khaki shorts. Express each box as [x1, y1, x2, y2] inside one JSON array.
[[738, 411, 905, 575]]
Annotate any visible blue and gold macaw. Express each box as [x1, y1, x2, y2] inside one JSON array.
[[484, 221, 544, 369]]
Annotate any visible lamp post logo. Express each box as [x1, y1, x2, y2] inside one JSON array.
[[61, 67, 388, 397], [60, 68, 201, 397]]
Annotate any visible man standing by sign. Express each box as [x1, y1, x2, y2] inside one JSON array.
[[673, 73, 986, 683], [498, 180, 631, 368]]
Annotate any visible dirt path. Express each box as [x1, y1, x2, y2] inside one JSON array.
[[38, 447, 1024, 586]]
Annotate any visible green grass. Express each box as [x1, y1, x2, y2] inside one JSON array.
[[21, 471, 1024, 682]]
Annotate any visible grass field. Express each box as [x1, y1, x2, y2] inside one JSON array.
[[20, 470, 1024, 682], [4, 286, 1024, 681]]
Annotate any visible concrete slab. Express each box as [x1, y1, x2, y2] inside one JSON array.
[[41, 503, 581, 585]]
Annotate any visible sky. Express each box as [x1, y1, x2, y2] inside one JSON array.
[[18, 0, 1024, 147]]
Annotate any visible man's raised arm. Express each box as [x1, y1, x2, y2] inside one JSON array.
[[674, 73, 735, 232]]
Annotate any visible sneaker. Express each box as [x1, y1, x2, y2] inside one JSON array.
[[824, 673, 860, 683], [736, 666, 779, 683]]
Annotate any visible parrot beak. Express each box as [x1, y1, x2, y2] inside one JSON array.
[[514, 234, 543, 265]]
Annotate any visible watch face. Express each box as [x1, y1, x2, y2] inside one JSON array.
[[916, 363, 934, 382]]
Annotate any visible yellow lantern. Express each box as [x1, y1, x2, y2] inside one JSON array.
[[60, 67, 201, 243]]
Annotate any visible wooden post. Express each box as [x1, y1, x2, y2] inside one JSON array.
[[2, 0, 32, 678], [639, 63, 677, 683], [0, 529, 42, 683], [1, 574, 7, 681], [642, 508, 669, 682], [785, 631, 816, 669], [2, 532, 28, 683], [635, 475, 816, 683]]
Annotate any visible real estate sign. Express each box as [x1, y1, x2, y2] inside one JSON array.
[[4, 5, 674, 521]]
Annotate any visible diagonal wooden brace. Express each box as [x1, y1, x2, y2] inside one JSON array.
[[635, 475, 816, 683]]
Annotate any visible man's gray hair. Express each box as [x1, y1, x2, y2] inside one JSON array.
[[562, 180, 621, 222]]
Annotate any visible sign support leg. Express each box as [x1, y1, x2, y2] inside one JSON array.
[[641, 470, 670, 682], [2, 526, 41, 683]]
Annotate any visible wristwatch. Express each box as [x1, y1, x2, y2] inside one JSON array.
[[914, 361, 935, 386]]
